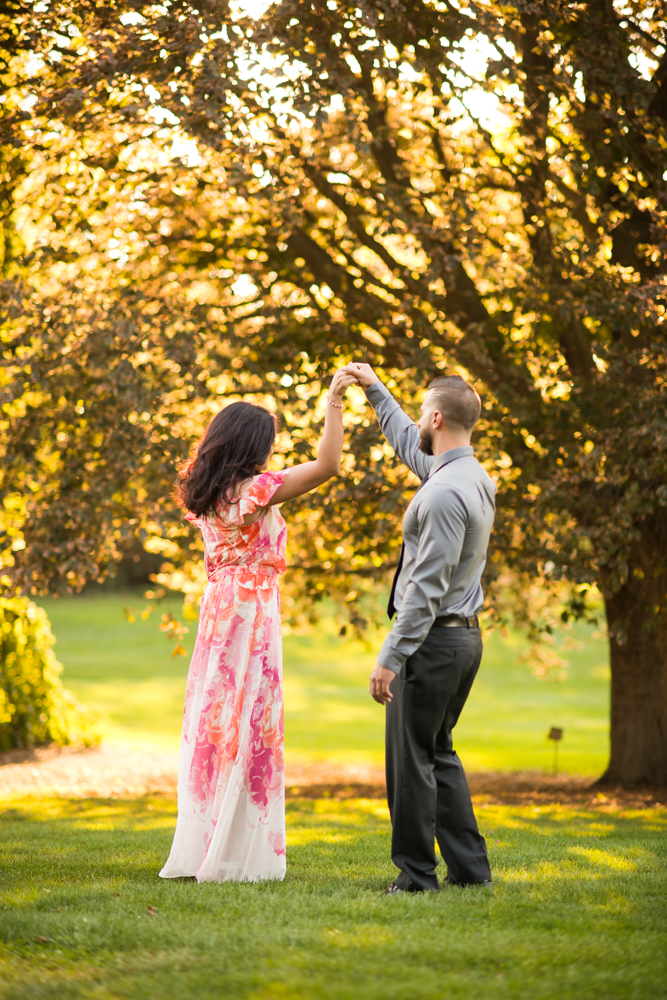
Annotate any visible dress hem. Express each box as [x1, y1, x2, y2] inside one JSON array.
[[158, 869, 286, 884]]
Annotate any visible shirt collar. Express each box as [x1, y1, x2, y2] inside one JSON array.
[[427, 445, 474, 478]]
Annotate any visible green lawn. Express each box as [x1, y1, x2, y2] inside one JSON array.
[[41, 592, 610, 775], [0, 794, 665, 1000], [4, 596, 661, 1000]]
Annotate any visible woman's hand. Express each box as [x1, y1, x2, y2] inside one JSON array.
[[267, 368, 356, 506], [329, 368, 357, 402]]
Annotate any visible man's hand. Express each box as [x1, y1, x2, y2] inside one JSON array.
[[369, 664, 396, 704], [345, 362, 379, 389]]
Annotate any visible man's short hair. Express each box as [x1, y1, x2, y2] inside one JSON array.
[[427, 375, 481, 432]]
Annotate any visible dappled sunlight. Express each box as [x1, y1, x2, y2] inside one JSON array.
[[287, 798, 389, 827], [477, 802, 666, 836], [0, 791, 664, 1000], [287, 828, 357, 847], [0, 794, 177, 828], [286, 800, 389, 852], [1, 797, 663, 899], [567, 846, 643, 872], [498, 857, 647, 886], [499, 860, 573, 884]]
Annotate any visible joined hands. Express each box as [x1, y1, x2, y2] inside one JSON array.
[[343, 362, 379, 389], [328, 367, 359, 402], [327, 362, 377, 402]]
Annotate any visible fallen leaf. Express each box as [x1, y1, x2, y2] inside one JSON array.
[[36, 936, 48, 943], [147, 906, 157, 916]]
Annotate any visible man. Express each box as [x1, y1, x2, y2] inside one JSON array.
[[346, 363, 496, 894]]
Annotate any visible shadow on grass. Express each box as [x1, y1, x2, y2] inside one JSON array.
[[0, 795, 176, 829], [480, 804, 667, 839], [0, 796, 393, 896], [0, 795, 664, 900], [0, 795, 665, 1000]]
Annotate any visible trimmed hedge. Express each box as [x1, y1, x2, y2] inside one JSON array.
[[0, 596, 100, 752]]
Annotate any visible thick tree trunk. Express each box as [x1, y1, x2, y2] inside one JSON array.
[[600, 525, 667, 786]]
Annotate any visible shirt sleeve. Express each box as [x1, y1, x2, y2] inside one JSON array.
[[223, 470, 290, 525], [365, 381, 433, 481], [377, 487, 468, 673]]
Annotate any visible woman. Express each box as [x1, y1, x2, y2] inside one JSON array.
[[159, 369, 356, 883]]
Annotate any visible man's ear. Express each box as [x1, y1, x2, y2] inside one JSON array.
[[432, 409, 443, 428]]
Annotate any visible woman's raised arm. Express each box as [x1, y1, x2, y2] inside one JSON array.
[[268, 369, 356, 505]]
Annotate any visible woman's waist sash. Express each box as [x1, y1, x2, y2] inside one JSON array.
[[207, 563, 280, 584]]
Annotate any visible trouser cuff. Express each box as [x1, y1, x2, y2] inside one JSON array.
[[393, 855, 440, 892]]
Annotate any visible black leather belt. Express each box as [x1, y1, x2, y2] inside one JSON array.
[[434, 615, 479, 629]]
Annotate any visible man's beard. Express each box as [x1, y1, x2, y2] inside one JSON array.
[[419, 425, 434, 455]]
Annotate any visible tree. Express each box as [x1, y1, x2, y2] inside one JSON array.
[[3, 0, 667, 784]]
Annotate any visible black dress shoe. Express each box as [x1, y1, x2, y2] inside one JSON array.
[[383, 871, 439, 894], [445, 876, 494, 890], [383, 880, 406, 895], [383, 871, 415, 894]]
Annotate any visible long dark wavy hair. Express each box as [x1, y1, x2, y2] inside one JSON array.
[[177, 402, 278, 517]]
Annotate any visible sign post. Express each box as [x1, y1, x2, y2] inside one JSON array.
[[548, 727, 563, 776]]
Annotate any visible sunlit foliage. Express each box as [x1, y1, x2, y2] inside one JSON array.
[[0, 596, 99, 750], [1, 1, 666, 781]]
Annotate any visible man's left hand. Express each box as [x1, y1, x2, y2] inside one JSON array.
[[369, 664, 396, 704]]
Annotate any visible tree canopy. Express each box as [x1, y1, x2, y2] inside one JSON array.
[[2, 0, 666, 782]]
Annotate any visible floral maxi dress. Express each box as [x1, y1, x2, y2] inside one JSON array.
[[160, 471, 289, 883]]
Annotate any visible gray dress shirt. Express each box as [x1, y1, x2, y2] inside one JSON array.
[[366, 381, 496, 674]]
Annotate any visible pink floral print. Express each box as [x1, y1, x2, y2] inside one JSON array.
[[159, 470, 289, 883]]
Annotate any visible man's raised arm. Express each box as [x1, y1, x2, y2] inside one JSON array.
[[346, 363, 433, 481]]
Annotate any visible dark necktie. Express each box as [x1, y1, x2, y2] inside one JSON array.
[[387, 544, 404, 619], [387, 476, 428, 620]]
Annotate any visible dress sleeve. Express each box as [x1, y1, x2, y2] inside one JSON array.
[[225, 470, 290, 525]]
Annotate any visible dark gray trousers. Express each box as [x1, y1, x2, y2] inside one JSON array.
[[385, 624, 491, 891]]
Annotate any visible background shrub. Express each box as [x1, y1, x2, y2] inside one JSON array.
[[0, 597, 100, 752]]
